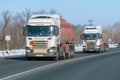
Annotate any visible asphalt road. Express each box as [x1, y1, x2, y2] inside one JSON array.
[[0, 48, 120, 80]]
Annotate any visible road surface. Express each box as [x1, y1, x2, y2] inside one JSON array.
[[0, 48, 120, 80]]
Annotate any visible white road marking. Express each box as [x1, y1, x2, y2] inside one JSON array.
[[0, 50, 119, 80]]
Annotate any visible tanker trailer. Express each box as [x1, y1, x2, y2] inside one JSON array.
[[59, 18, 75, 58]]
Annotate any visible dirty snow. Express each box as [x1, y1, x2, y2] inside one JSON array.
[[0, 49, 25, 57]]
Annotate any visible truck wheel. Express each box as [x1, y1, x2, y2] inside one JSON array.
[[55, 53, 59, 61], [66, 52, 71, 59], [71, 52, 74, 58], [71, 49, 74, 58], [60, 47, 66, 60], [62, 51, 66, 60], [97, 50, 101, 53], [55, 56, 58, 61]]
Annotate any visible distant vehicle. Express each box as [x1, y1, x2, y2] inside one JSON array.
[[117, 43, 120, 48], [23, 14, 74, 60], [81, 25, 109, 53]]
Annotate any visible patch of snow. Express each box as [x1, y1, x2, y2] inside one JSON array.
[[74, 44, 83, 52], [108, 44, 117, 48], [0, 49, 25, 57]]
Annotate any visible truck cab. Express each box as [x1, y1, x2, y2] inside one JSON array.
[[24, 14, 60, 60], [82, 25, 104, 52]]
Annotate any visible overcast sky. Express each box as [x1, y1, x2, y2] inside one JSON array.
[[0, 0, 120, 26]]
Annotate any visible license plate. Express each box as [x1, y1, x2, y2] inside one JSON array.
[[34, 49, 47, 53], [36, 55, 43, 57]]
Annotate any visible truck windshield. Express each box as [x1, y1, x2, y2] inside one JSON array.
[[26, 25, 55, 36], [83, 33, 100, 40]]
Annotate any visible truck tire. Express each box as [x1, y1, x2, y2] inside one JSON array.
[[98, 46, 103, 53], [104, 44, 109, 52], [66, 52, 70, 59], [55, 56, 58, 61], [54, 53, 59, 61], [97, 49, 101, 53], [71, 46, 75, 58], [62, 52, 66, 60], [71, 51, 74, 58], [62, 48, 66, 59]]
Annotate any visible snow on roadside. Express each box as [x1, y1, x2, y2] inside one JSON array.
[[74, 44, 83, 52], [0, 49, 25, 57], [108, 44, 117, 48]]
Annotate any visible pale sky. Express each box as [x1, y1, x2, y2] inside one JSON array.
[[0, 0, 120, 26]]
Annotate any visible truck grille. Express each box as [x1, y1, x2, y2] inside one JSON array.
[[87, 42, 95, 49], [33, 41, 48, 48]]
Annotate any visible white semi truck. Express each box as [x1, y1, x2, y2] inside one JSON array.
[[82, 25, 109, 53], [23, 14, 74, 60]]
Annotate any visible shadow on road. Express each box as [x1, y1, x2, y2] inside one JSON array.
[[5, 56, 60, 61], [5, 56, 27, 61]]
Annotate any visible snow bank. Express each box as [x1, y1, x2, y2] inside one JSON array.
[[0, 49, 25, 57], [109, 44, 117, 48], [74, 44, 83, 52]]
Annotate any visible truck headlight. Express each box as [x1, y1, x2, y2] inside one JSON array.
[[96, 45, 100, 48], [26, 49, 31, 53], [49, 49, 55, 53], [48, 47, 56, 53], [26, 47, 33, 53]]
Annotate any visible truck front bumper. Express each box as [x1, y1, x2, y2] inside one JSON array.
[[26, 52, 57, 57], [26, 46, 58, 57], [83, 47, 100, 52]]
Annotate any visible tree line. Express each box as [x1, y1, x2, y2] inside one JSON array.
[[0, 9, 120, 50]]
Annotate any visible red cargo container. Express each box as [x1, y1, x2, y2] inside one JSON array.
[[59, 18, 74, 58], [60, 18, 74, 43]]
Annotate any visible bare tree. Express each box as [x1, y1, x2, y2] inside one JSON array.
[[0, 11, 11, 50], [72, 24, 84, 44], [112, 22, 120, 42], [1, 9, 120, 50], [49, 9, 57, 14], [1, 11, 11, 31], [33, 9, 58, 14], [11, 9, 32, 49], [103, 22, 120, 43], [0, 10, 32, 50], [17, 9, 32, 27], [33, 10, 47, 14]]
